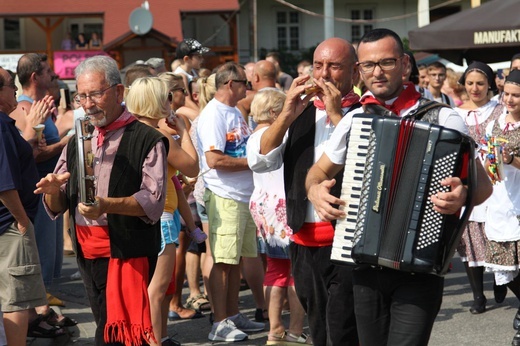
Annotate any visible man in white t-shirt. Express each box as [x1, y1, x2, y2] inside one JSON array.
[[196, 62, 264, 342], [174, 38, 210, 83], [305, 28, 493, 346]]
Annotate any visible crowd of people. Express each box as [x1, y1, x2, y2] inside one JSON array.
[[0, 29, 519, 346]]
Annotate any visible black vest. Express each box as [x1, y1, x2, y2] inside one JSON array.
[[66, 120, 168, 259], [284, 103, 361, 233]]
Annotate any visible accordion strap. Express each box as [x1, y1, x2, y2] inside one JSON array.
[[362, 104, 397, 117], [404, 100, 450, 121]]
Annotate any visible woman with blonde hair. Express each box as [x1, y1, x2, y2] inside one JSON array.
[[156, 72, 208, 322], [247, 88, 311, 345], [484, 69, 520, 345], [442, 68, 467, 107], [181, 73, 218, 315], [126, 76, 200, 345]]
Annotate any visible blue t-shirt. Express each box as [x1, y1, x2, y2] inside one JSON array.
[[0, 112, 40, 235]]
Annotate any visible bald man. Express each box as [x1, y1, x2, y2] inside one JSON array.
[[237, 60, 277, 127], [248, 37, 361, 345]]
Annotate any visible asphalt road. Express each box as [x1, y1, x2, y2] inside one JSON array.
[[28, 254, 518, 345]]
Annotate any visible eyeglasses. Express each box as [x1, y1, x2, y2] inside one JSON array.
[[357, 57, 403, 74], [224, 79, 252, 90], [168, 88, 187, 101], [74, 84, 117, 104]]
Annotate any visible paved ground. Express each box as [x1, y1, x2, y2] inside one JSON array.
[[27, 254, 518, 345]]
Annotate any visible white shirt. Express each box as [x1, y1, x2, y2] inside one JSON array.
[[247, 126, 292, 252], [454, 100, 504, 221], [248, 105, 363, 222], [196, 98, 253, 203], [485, 113, 520, 242], [174, 66, 198, 82]]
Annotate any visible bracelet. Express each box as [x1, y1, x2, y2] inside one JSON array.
[[506, 153, 515, 165]]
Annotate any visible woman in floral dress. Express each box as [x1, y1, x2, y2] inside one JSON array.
[[247, 89, 311, 345], [484, 69, 520, 346], [455, 61, 504, 314]]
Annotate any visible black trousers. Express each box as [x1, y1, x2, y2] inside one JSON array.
[[352, 266, 444, 346], [290, 242, 358, 346], [77, 256, 157, 346]]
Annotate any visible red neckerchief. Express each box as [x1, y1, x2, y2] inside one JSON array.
[[313, 90, 360, 111], [96, 115, 137, 147], [360, 82, 421, 116]]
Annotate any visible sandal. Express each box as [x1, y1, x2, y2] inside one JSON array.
[[27, 315, 67, 339], [185, 293, 211, 312], [46, 292, 66, 307], [266, 330, 313, 345], [41, 308, 78, 327]]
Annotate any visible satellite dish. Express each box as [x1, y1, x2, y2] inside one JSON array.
[[129, 7, 153, 35]]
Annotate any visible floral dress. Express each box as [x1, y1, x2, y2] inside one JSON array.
[[485, 114, 520, 285], [248, 127, 293, 259], [455, 101, 504, 266]]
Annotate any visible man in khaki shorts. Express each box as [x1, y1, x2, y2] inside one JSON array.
[[0, 66, 47, 345], [196, 62, 264, 342]]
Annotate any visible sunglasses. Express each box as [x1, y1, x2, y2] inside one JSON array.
[[224, 79, 252, 90], [168, 88, 187, 102]]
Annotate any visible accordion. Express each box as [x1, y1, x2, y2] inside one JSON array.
[[331, 114, 476, 275]]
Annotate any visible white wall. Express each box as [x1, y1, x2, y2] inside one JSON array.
[[238, 0, 473, 62]]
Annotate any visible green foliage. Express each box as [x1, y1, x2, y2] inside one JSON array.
[[402, 37, 411, 53], [259, 45, 317, 77]]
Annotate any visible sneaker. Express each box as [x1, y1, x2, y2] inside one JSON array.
[[161, 337, 181, 346], [70, 271, 81, 281], [208, 318, 248, 342], [230, 313, 265, 332], [188, 227, 207, 244]]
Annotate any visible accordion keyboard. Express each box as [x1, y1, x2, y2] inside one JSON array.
[[331, 117, 373, 264]]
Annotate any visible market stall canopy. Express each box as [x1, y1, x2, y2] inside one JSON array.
[[409, 0, 520, 65]]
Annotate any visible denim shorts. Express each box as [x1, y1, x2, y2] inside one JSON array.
[[196, 201, 208, 223], [160, 209, 181, 255]]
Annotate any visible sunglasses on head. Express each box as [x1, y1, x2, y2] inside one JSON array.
[[168, 88, 187, 101]]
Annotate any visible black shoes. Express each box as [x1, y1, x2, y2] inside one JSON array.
[[513, 330, 520, 346], [469, 296, 487, 314], [514, 308, 520, 330], [162, 337, 181, 346], [255, 308, 268, 322], [494, 282, 508, 304]]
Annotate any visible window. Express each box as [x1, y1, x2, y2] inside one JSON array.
[[84, 24, 103, 38], [68, 19, 103, 43], [4, 19, 21, 49], [276, 11, 299, 51], [351, 9, 373, 41]]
